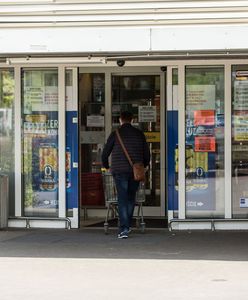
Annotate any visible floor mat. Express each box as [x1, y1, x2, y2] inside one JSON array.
[[85, 218, 168, 228]]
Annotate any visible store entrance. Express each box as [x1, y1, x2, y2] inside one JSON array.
[[79, 69, 165, 225]]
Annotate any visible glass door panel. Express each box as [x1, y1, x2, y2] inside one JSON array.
[[79, 73, 105, 207], [112, 75, 160, 207], [22, 69, 59, 217], [232, 65, 248, 218], [185, 67, 225, 217]]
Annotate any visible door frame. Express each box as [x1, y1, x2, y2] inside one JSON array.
[[79, 66, 166, 217]]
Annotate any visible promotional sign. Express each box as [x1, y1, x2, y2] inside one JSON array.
[[234, 80, 248, 110], [195, 136, 216, 152], [194, 110, 215, 126], [138, 106, 157, 122], [144, 132, 160, 143], [233, 111, 248, 141], [182, 84, 218, 211], [186, 85, 216, 110], [23, 111, 59, 210]]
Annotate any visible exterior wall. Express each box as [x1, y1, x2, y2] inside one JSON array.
[[0, 1, 248, 55]]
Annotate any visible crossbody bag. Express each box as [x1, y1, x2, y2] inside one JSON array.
[[116, 129, 145, 182]]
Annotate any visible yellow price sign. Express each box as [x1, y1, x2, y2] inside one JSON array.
[[144, 132, 160, 143]]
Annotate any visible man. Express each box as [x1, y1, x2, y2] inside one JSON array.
[[102, 111, 150, 239]]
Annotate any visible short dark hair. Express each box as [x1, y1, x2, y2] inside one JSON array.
[[120, 111, 133, 122]]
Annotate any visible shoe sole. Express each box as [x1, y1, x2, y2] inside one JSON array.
[[118, 235, 128, 239]]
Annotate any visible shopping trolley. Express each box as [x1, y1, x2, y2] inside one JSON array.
[[102, 171, 146, 234]]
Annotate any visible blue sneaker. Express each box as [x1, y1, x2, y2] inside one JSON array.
[[118, 231, 128, 239]]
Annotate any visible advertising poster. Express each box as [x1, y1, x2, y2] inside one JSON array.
[[233, 111, 248, 141], [195, 136, 216, 152], [31, 135, 58, 209], [234, 80, 248, 111], [182, 84, 218, 211], [194, 110, 215, 126], [22, 70, 60, 213], [23, 111, 59, 210]]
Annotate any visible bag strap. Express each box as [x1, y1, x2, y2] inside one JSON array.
[[116, 129, 133, 167]]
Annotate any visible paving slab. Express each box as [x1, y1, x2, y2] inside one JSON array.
[[0, 228, 248, 300]]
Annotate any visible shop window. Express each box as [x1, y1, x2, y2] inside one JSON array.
[[22, 69, 59, 217], [232, 66, 248, 218], [185, 67, 225, 218], [0, 69, 15, 216]]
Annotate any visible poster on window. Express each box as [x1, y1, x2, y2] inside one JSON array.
[[234, 80, 248, 111], [23, 111, 59, 211], [186, 85, 216, 111], [138, 106, 157, 122], [195, 136, 216, 152], [194, 110, 215, 126]]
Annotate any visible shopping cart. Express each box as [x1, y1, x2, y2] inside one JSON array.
[[102, 171, 146, 234]]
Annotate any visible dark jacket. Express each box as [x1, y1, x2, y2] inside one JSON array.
[[102, 123, 150, 174]]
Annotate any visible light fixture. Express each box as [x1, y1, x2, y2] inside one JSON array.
[[5, 56, 108, 65]]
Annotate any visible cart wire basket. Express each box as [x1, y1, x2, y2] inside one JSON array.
[[102, 171, 146, 234]]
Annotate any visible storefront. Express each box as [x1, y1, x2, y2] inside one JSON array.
[[1, 60, 248, 230], [1, 1, 248, 229]]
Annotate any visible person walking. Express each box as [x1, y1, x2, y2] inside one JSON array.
[[102, 111, 150, 239]]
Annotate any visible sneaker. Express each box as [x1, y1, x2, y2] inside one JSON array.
[[118, 231, 128, 239], [128, 228, 132, 234]]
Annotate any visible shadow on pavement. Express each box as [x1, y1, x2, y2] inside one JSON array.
[[0, 228, 248, 261]]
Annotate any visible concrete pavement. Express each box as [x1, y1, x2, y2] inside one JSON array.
[[0, 228, 248, 299]]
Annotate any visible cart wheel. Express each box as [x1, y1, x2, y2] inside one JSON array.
[[140, 223, 145, 233], [104, 224, 109, 234], [136, 218, 140, 229]]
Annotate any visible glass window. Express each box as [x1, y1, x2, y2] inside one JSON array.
[[22, 69, 59, 217], [0, 69, 15, 216], [232, 66, 248, 218], [79, 73, 105, 207], [112, 75, 160, 207], [185, 67, 225, 218]]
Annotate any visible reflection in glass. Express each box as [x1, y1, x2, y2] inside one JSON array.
[[232, 66, 248, 218], [22, 69, 58, 217], [185, 67, 225, 218], [112, 75, 160, 207], [0, 69, 15, 216]]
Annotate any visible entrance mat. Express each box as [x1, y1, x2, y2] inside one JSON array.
[[85, 218, 168, 228]]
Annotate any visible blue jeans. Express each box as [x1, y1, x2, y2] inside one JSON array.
[[113, 173, 140, 233]]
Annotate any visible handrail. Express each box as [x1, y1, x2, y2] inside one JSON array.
[[169, 218, 248, 232], [8, 216, 71, 229]]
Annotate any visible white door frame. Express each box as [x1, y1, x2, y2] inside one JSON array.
[[78, 66, 166, 217]]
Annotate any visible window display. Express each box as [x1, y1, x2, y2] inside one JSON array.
[[22, 69, 59, 217], [232, 66, 248, 217], [185, 67, 225, 217]]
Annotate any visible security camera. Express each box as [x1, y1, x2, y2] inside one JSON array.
[[160, 66, 166, 72], [117, 60, 125, 67]]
